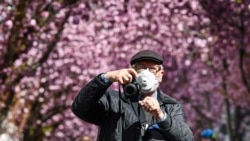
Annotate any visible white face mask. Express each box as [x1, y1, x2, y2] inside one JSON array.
[[136, 70, 159, 94]]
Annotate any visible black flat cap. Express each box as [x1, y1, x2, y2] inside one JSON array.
[[130, 50, 163, 65]]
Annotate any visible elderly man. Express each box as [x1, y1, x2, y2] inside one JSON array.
[[72, 50, 194, 141]]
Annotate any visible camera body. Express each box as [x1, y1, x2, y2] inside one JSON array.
[[123, 78, 141, 98]]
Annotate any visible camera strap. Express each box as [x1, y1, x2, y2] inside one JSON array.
[[139, 106, 149, 136], [118, 85, 125, 140], [129, 97, 149, 137]]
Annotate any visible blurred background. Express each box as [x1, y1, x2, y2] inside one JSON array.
[[0, 0, 250, 141]]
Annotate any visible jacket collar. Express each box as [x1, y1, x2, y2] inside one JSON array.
[[157, 89, 178, 104]]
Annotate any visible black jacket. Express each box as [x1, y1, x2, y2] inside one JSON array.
[[71, 75, 194, 141]]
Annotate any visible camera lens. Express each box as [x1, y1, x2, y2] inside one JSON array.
[[123, 83, 138, 97], [122, 78, 141, 98], [125, 86, 136, 96]]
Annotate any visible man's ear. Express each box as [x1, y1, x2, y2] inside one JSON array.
[[157, 70, 164, 82], [161, 70, 165, 75], [159, 70, 165, 76]]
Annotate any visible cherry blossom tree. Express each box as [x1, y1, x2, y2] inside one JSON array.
[[0, 0, 250, 141]]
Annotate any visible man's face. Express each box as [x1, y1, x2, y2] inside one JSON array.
[[133, 60, 164, 82]]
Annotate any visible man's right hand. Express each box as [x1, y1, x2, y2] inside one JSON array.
[[104, 69, 138, 85]]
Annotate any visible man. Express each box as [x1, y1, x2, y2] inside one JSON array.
[[71, 50, 194, 141]]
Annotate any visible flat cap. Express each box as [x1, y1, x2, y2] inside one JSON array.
[[130, 50, 163, 65]]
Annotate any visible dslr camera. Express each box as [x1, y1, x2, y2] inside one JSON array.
[[123, 78, 141, 97]]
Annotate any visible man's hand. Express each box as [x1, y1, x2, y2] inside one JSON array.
[[104, 69, 138, 85], [138, 96, 164, 120]]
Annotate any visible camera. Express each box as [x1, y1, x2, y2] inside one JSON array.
[[123, 78, 141, 97]]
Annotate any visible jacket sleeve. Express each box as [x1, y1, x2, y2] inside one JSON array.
[[158, 103, 194, 141], [71, 74, 112, 126]]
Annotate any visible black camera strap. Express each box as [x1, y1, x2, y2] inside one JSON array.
[[118, 85, 125, 140], [139, 105, 149, 137], [129, 96, 149, 137]]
